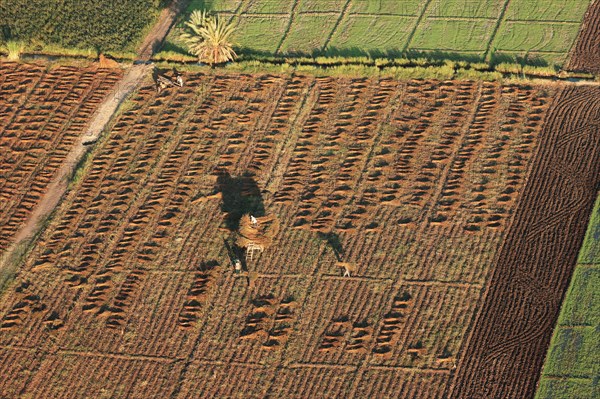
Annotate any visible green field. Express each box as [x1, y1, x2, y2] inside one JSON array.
[[0, 0, 160, 53], [164, 0, 592, 66], [536, 194, 600, 399]]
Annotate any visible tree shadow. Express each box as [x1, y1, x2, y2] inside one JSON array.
[[223, 237, 246, 270], [161, 40, 189, 55], [214, 171, 265, 231], [197, 259, 219, 272], [318, 231, 344, 262]]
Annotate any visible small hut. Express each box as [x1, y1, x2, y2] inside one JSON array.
[[236, 214, 280, 262]]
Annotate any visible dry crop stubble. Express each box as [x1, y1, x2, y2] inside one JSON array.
[[2, 70, 595, 398]]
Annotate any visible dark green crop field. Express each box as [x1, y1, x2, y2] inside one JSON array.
[[0, 0, 161, 53]]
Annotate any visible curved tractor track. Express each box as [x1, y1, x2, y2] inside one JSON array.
[[448, 85, 600, 399]]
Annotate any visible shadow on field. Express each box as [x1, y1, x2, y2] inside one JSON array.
[[318, 231, 344, 262], [230, 46, 552, 69], [215, 171, 265, 231]]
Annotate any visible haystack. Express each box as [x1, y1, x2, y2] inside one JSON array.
[[236, 214, 280, 253], [98, 54, 119, 69]]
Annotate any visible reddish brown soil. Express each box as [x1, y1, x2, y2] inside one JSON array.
[[567, 0, 600, 74], [0, 63, 121, 254], [448, 86, 600, 399], [0, 73, 573, 398]]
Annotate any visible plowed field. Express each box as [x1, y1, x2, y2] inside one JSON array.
[[0, 71, 597, 398], [567, 0, 600, 74], [450, 86, 600, 398], [0, 62, 122, 254]]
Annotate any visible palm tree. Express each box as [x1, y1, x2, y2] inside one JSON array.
[[180, 10, 210, 57], [180, 10, 237, 66]]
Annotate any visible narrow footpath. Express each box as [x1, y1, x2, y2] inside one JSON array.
[[0, 0, 190, 274]]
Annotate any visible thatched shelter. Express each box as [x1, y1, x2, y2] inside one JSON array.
[[236, 214, 280, 261]]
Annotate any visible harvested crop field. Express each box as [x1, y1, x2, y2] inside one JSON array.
[[567, 0, 600, 74], [0, 71, 597, 398], [0, 62, 122, 254]]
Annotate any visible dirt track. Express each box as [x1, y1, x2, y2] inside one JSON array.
[[448, 85, 600, 398], [1, 0, 177, 273], [138, 0, 190, 61]]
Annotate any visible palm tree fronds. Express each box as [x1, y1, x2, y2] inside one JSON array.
[[180, 10, 237, 66]]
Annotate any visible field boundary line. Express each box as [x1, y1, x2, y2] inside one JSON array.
[[226, 0, 247, 25], [58, 348, 182, 363], [321, 274, 394, 283], [409, 47, 483, 53], [348, 12, 418, 17], [403, 0, 434, 53], [274, 0, 300, 55], [425, 15, 497, 21], [321, 0, 352, 52], [495, 49, 572, 54], [297, 11, 339, 16], [194, 359, 266, 368], [0, 344, 37, 353], [504, 19, 583, 24], [286, 362, 357, 371], [484, 0, 512, 61], [369, 365, 452, 374], [402, 279, 483, 290]]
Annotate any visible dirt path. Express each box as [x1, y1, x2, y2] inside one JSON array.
[[138, 0, 191, 61], [0, 64, 151, 273], [1, 0, 187, 275]]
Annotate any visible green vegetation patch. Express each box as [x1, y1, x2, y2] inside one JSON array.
[[328, 15, 415, 55], [297, 0, 347, 13], [411, 18, 496, 52], [235, 16, 289, 54], [536, 193, 600, 399], [278, 15, 339, 54], [505, 0, 592, 22], [426, 0, 503, 18], [543, 327, 599, 377], [171, 0, 593, 68], [0, 0, 160, 52], [246, 0, 295, 14], [557, 267, 600, 327], [536, 377, 598, 399], [494, 22, 582, 53], [193, 0, 240, 12], [348, 0, 423, 15], [579, 196, 600, 264]]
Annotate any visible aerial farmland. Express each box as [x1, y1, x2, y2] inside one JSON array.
[[0, 1, 598, 398]]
